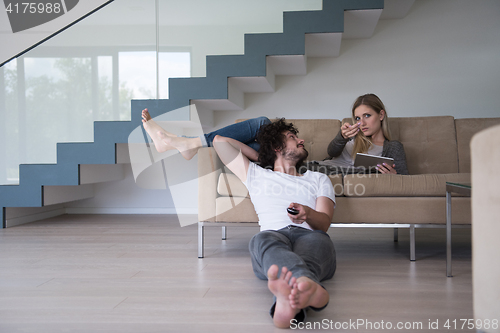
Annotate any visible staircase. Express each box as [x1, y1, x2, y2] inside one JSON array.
[[0, 0, 414, 227]]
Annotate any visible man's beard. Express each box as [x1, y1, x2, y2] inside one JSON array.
[[281, 146, 309, 166]]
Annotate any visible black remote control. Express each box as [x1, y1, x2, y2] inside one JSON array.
[[287, 207, 299, 215]]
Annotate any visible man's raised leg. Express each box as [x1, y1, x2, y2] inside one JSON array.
[[141, 108, 175, 153], [142, 108, 202, 160], [204, 116, 270, 148]]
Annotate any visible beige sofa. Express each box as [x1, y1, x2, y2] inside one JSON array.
[[197, 116, 500, 259]]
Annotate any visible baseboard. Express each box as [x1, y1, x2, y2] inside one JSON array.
[[65, 207, 198, 215], [4, 207, 198, 227], [6, 208, 66, 227]]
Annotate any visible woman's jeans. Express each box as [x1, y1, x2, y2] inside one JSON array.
[[200, 116, 271, 151]]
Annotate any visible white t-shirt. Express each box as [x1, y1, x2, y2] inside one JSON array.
[[243, 162, 336, 232]]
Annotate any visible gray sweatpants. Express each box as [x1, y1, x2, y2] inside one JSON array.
[[249, 225, 337, 320]]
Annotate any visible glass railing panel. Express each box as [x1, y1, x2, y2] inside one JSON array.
[[159, 51, 191, 99], [97, 55, 113, 121], [1, 0, 157, 185], [119, 51, 155, 100], [1, 59, 18, 185]]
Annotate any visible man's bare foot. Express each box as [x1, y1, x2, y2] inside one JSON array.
[[157, 131, 202, 161], [141, 109, 177, 153], [289, 276, 329, 311], [142, 109, 162, 134], [267, 265, 300, 328], [142, 109, 176, 137], [141, 108, 152, 123], [141, 108, 203, 160]]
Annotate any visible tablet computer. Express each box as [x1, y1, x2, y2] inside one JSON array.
[[354, 153, 394, 169]]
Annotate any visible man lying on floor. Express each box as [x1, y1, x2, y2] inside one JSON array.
[[212, 118, 337, 328]]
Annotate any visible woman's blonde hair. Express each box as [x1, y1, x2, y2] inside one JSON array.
[[351, 94, 391, 158]]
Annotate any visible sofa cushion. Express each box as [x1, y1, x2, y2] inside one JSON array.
[[215, 196, 471, 224], [455, 118, 500, 173], [333, 196, 471, 224], [327, 174, 344, 196], [343, 173, 471, 197], [390, 116, 460, 174], [217, 172, 343, 197]]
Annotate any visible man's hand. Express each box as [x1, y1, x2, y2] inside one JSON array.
[[287, 197, 334, 233], [287, 203, 308, 224]]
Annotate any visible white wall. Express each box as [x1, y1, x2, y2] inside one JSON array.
[[214, 0, 500, 130], [66, 0, 500, 215]]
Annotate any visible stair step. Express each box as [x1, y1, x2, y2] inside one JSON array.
[[228, 75, 275, 94], [57, 142, 116, 165], [380, 0, 415, 19], [305, 33, 342, 58], [19, 163, 79, 186], [192, 78, 244, 111], [343, 9, 383, 39], [80, 164, 125, 185], [244, 32, 305, 58], [267, 54, 307, 76], [0, 183, 42, 207], [206, 54, 266, 79], [43, 184, 94, 206]]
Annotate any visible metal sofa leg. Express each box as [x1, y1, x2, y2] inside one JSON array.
[[222, 226, 227, 240], [410, 224, 416, 261], [198, 223, 204, 258], [394, 228, 398, 242]]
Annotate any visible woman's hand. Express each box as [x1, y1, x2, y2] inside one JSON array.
[[376, 163, 397, 174], [341, 122, 361, 139]]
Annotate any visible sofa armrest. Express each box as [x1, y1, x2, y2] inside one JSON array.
[[198, 147, 224, 222]]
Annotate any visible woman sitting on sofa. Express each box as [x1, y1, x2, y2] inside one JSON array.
[[320, 93, 409, 175]]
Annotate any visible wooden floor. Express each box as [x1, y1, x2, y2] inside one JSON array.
[[0, 214, 473, 333]]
